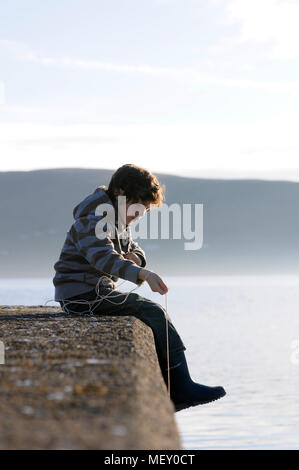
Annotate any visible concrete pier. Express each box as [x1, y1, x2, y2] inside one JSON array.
[[0, 306, 182, 450]]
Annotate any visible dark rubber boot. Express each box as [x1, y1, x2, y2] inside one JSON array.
[[162, 350, 226, 412]]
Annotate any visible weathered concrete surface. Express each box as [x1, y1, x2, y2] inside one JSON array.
[[0, 306, 181, 450]]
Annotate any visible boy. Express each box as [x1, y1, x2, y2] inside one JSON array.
[[53, 164, 226, 411]]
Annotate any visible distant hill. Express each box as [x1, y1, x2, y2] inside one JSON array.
[[0, 168, 298, 278]]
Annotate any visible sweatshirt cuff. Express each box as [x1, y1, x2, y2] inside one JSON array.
[[124, 263, 143, 285]]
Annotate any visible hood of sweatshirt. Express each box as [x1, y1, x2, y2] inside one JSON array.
[[72, 185, 127, 233], [72, 185, 110, 219]]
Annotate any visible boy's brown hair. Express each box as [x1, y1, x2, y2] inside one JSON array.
[[107, 164, 165, 208]]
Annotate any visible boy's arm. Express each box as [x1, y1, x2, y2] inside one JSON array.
[[129, 240, 146, 267], [70, 215, 142, 284], [127, 226, 146, 267]]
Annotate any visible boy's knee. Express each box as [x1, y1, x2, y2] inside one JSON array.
[[144, 302, 167, 320], [131, 296, 164, 316]]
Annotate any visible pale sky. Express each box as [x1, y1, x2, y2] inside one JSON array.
[[1, 0, 299, 180]]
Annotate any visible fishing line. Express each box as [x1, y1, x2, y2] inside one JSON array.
[[164, 291, 170, 398], [140, 271, 171, 398], [45, 276, 139, 315]]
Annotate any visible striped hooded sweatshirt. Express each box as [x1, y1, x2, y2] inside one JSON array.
[[53, 185, 146, 301]]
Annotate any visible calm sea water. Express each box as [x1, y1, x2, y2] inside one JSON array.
[[1, 275, 299, 449]]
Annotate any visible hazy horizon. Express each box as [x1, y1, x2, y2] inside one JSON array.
[[1, 166, 299, 184]]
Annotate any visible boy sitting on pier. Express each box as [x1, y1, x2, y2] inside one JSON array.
[[53, 164, 226, 411]]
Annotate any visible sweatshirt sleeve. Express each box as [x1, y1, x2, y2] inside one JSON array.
[[127, 225, 146, 268], [129, 240, 146, 268], [70, 215, 142, 285]]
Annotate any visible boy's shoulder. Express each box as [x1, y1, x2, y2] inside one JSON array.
[[72, 185, 112, 220]]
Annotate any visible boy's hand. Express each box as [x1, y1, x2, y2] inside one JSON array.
[[138, 268, 168, 295], [123, 251, 142, 267]]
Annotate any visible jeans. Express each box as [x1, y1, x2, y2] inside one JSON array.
[[59, 285, 186, 367]]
